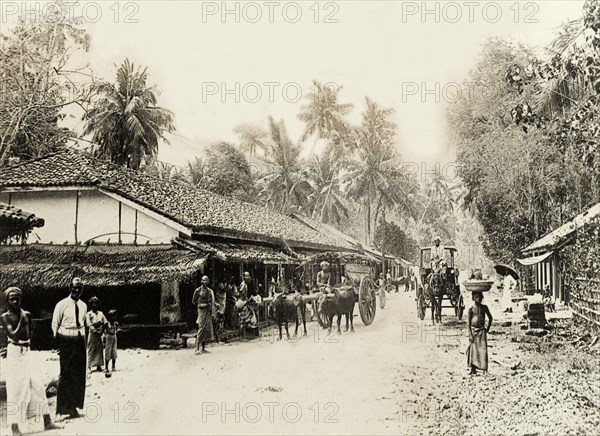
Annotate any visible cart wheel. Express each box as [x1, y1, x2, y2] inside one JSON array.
[[315, 298, 331, 328], [379, 287, 386, 309], [417, 293, 426, 320], [457, 294, 464, 320], [359, 277, 376, 325]]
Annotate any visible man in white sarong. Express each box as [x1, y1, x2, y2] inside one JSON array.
[[1, 287, 62, 436]]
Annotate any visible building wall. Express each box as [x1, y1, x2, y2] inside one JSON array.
[[3, 189, 179, 244], [532, 254, 566, 302]]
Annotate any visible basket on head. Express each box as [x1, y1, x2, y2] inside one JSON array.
[[463, 280, 494, 293]]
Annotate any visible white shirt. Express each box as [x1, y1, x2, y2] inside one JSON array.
[[432, 244, 445, 261], [52, 297, 87, 337]]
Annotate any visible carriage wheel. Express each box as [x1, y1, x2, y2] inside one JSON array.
[[417, 293, 426, 320], [315, 299, 331, 328], [359, 277, 376, 325], [456, 294, 465, 320], [379, 287, 386, 309]]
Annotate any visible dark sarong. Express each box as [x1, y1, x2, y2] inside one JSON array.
[[87, 331, 104, 368], [196, 307, 214, 343], [56, 335, 86, 414], [467, 328, 488, 371]]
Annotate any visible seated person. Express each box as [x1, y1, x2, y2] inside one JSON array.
[[430, 235, 446, 275], [316, 261, 334, 291], [543, 285, 556, 313]]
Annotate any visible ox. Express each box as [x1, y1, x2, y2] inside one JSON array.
[[270, 292, 307, 340], [318, 287, 356, 334]]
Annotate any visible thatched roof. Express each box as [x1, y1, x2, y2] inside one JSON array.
[[0, 202, 45, 244], [298, 251, 376, 267], [0, 148, 355, 251], [0, 243, 205, 289], [175, 238, 299, 264]]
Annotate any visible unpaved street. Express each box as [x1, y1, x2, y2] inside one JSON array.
[[2, 290, 599, 435]]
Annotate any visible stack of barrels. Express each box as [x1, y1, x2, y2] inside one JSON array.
[[527, 303, 546, 328]]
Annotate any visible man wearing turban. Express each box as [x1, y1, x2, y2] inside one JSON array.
[[1, 287, 62, 434]]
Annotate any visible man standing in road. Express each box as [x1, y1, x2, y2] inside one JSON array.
[[192, 275, 215, 354], [51, 277, 87, 418]]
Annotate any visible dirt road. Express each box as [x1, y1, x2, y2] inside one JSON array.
[[2, 290, 599, 435]]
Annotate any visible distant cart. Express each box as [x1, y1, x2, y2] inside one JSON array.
[[416, 246, 464, 323]]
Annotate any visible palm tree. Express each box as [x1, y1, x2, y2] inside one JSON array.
[[306, 151, 349, 224], [233, 124, 269, 162], [143, 160, 188, 184], [298, 80, 353, 155], [187, 157, 205, 186], [257, 117, 311, 214], [82, 59, 175, 169], [344, 98, 412, 245]]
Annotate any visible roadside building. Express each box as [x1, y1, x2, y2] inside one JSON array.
[[518, 202, 600, 308], [0, 148, 355, 347]]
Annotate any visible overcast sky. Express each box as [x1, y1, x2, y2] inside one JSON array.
[[3, 1, 586, 166]]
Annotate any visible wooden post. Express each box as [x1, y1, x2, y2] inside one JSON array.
[[381, 208, 386, 281], [74, 190, 79, 244], [134, 210, 138, 244], [118, 202, 122, 244]]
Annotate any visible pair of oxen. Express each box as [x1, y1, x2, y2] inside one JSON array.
[[269, 286, 356, 340]]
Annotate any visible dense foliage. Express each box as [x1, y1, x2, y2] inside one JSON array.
[[373, 219, 419, 262], [0, 6, 91, 164], [451, 13, 600, 262]]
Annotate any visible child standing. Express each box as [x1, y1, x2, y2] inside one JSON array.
[[104, 310, 118, 374], [84, 296, 107, 373], [467, 291, 493, 375]]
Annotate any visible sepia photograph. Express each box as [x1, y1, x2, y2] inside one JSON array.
[[0, 1, 599, 435]]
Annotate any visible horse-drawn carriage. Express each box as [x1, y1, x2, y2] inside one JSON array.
[[416, 245, 465, 323], [264, 251, 384, 339]]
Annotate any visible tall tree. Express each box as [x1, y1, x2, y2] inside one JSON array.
[[0, 1, 92, 165], [298, 80, 353, 155], [187, 157, 205, 186], [344, 98, 411, 245], [373, 219, 419, 261], [199, 142, 256, 200], [305, 151, 349, 224], [83, 59, 175, 169], [257, 117, 311, 214], [233, 124, 269, 162]]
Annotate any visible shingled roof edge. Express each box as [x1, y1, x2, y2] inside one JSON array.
[[1, 148, 354, 251]]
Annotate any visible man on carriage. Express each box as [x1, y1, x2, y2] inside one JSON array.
[[316, 261, 334, 290], [427, 235, 447, 293], [316, 261, 334, 313], [430, 236, 446, 273]]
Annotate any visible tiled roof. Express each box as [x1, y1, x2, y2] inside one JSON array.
[[0, 148, 353, 250], [522, 202, 600, 253]]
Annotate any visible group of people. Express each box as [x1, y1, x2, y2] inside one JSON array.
[[1, 277, 121, 435], [193, 271, 262, 354]]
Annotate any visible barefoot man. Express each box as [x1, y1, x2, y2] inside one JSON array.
[[1, 287, 62, 435], [467, 291, 493, 375], [192, 275, 215, 354], [51, 277, 87, 418]]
